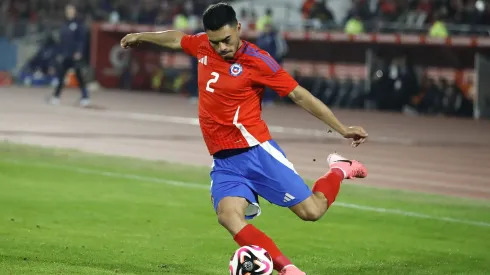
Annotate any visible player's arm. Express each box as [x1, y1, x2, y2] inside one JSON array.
[[288, 85, 347, 136], [287, 85, 367, 147], [120, 30, 186, 50], [251, 54, 368, 147]]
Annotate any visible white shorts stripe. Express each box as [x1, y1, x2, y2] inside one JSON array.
[[259, 141, 298, 174]]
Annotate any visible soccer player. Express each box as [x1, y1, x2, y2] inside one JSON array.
[[121, 3, 368, 274]]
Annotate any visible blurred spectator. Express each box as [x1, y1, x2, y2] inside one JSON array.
[[379, 0, 399, 22], [302, 0, 316, 19], [256, 23, 289, 106], [137, 1, 158, 25], [428, 12, 449, 38], [173, 12, 189, 31], [21, 33, 58, 76], [256, 8, 273, 32], [47, 4, 89, 107], [236, 8, 254, 31], [416, 0, 433, 22], [440, 79, 474, 117], [408, 76, 442, 115], [344, 14, 364, 34], [256, 24, 288, 65], [308, 0, 336, 27], [368, 54, 418, 112], [389, 56, 418, 112], [155, 3, 173, 26], [441, 79, 463, 115]]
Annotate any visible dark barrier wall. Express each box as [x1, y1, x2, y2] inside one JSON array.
[[91, 23, 490, 88]]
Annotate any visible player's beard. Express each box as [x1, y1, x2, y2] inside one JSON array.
[[221, 41, 240, 60]]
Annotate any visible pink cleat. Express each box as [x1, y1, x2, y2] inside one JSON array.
[[278, 265, 306, 275], [327, 153, 367, 179]]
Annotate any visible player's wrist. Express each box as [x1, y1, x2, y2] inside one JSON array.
[[337, 126, 348, 137], [134, 33, 144, 42]]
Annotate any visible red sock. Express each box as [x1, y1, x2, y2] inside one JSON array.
[[234, 224, 292, 271], [312, 168, 344, 208]]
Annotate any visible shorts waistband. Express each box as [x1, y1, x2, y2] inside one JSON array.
[[213, 146, 257, 159]]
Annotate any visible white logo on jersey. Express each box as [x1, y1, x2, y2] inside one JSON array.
[[199, 56, 208, 65], [229, 63, 243, 77], [283, 193, 295, 203]]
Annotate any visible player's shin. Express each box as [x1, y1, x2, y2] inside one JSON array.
[[312, 168, 344, 208], [233, 224, 293, 272]]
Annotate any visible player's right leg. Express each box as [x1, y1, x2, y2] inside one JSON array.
[[215, 197, 303, 275], [211, 154, 301, 274]]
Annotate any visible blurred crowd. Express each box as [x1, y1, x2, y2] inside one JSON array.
[[282, 55, 475, 118], [304, 0, 490, 35], [2, 0, 212, 23], [2, 0, 478, 118], [3, 0, 490, 34]]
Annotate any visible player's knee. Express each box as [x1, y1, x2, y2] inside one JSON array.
[[217, 203, 245, 228], [217, 210, 236, 227], [291, 197, 324, 222], [216, 197, 249, 234], [217, 210, 246, 234], [301, 210, 322, 222], [295, 206, 323, 222]]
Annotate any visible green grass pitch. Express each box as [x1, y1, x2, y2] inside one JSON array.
[[0, 142, 489, 274]]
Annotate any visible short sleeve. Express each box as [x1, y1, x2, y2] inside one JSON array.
[[249, 50, 298, 97], [180, 32, 208, 57]]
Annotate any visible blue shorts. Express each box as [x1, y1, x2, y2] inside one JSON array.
[[210, 140, 312, 219]]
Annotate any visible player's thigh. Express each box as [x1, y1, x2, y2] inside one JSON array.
[[216, 196, 250, 235], [210, 166, 261, 221], [288, 195, 324, 221], [251, 140, 312, 208]]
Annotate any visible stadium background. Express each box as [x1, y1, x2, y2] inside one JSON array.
[[1, 1, 490, 274], [2, 0, 490, 118]]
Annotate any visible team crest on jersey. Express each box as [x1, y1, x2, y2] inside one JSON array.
[[229, 63, 243, 77]]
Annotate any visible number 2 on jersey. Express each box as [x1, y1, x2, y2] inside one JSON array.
[[206, 72, 219, 93]]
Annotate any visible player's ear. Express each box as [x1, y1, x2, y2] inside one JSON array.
[[237, 22, 241, 33]]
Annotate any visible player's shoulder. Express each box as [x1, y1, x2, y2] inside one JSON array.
[[184, 32, 214, 54], [192, 31, 207, 39], [189, 32, 209, 45], [183, 31, 208, 45], [240, 41, 281, 73], [241, 41, 274, 59]]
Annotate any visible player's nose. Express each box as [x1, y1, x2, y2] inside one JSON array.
[[218, 43, 228, 52]]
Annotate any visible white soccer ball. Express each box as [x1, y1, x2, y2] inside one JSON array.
[[229, 245, 273, 275]]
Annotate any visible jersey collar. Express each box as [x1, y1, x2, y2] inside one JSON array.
[[227, 40, 248, 63]]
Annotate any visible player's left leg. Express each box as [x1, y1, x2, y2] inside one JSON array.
[[289, 153, 367, 221], [245, 140, 367, 274], [249, 140, 367, 221]]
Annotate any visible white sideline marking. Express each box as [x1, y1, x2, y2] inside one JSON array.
[[2, 159, 208, 190], [2, 158, 490, 228], [335, 203, 490, 227]]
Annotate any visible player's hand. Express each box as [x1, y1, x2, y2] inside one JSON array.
[[120, 33, 141, 49], [342, 126, 368, 147]]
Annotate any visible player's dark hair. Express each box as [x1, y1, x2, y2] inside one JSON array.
[[202, 2, 238, 31]]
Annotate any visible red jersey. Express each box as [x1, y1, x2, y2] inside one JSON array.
[[180, 33, 299, 155]]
